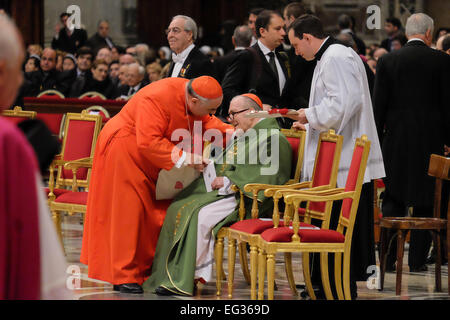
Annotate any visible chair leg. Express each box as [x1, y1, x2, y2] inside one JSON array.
[[215, 236, 224, 296], [334, 252, 344, 300], [238, 242, 251, 285], [51, 209, 65, 254], [249, 245, 258, 300], [227, 238, 236, 298], [320, 253, 334, 300], [378, 227, 388, 291], [343, 251, 352, 300], [432, 231, 442, 292], [284, 252, 298, 297], [395, 229, 407, 296], [258, 248, 266, 300], [267, 253, 275, 300], [302, 253, 316, 300]]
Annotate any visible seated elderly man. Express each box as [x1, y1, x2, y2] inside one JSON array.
[[144, 93, 292, 296]]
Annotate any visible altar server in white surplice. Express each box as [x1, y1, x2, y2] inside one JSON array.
[[287, 15, 385, 299]]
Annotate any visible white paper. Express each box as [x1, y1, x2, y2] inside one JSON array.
[[203, 161, 216, 192]]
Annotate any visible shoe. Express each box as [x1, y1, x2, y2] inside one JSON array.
[[300, 288, 325, 300], [385, 263, 396, 272], [113, 283, 143, 294], [155, 286, 177, 296], [409, 265, 428, 272]]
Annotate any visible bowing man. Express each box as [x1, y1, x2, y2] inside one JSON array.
[[287, 15, 385, 299], [145, 93, 292, 296], [80, 76, 233, 294]]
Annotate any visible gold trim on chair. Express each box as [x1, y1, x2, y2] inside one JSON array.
[[79, 91, 107, 100], [37, 89, 65, 98], [85, 105, 111, 118], [2, 106, 37, 119]]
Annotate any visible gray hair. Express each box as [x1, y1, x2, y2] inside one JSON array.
[[405, 13, 434, 37], [129, 62, 145, 76], [0, 14, 23, 69], [233, 25, 253, 47], [172, 15, 198, 41]]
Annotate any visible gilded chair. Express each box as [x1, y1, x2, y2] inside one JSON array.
[[221, 129, 343, 299], [37, 89, 65, 99], [85, 105, 111, 126], [378, 154, 449, 295], [214, 128, 306, 297], [47, 110, 102, 250], [79, 91, 107, 100], [2, 106, 36, 124], [256, 135, 371, 300]]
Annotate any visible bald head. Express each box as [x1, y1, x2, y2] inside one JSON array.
[[0, 14, 24, 108], [41, 48, 57, 72], [119, 53, 136, 65]]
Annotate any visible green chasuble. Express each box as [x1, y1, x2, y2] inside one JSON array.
[[143, 118, 292, 295]]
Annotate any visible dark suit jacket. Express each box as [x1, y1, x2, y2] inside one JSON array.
[[373, 40, 450, 206], [51, 28, 87, 54], [213, 49, 244, 83], [166, 46, 215, 80], [86, 33, 115, 54], [220, 42, 294, 127], [69, 71, 119, 99], [25, 69, 76, 97]]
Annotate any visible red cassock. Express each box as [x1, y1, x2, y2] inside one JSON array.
[[80, 78, 232, 285]]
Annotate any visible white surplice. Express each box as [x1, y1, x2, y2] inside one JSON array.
[[303, 41, 385, 187]]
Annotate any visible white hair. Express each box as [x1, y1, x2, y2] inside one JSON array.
[[0, 14, 23, 69], [129, 62, 145, 76], [172, 15, 198, 40], [405, 13, 434, 37]]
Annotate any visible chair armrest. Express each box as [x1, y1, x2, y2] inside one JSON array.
[[263, 181, 313, 197], [64, 157, 93, 191]]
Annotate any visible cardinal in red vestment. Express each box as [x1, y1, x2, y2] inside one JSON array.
[[80, 76, 233, 293]]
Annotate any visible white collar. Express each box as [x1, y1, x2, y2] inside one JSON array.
[[172, 43, 195, 64], [407, 38, 425, 44], [257, 40, 275, 56], [234, 46, 246, 51]]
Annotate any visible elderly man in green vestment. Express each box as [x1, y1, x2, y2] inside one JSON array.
[[144, 93, 292, 296]]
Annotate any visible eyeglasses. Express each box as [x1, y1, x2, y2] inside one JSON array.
[[165, 27, 186, 35], [227, 108, 249, 121]]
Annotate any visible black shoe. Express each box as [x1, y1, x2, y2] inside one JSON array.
[[300, 288, 326, 300], [409, 265, 428, 272], [385, 263, 396, 272], [155, 286, 177, 296], [113, 283, 143, 294]]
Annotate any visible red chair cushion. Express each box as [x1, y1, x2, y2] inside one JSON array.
[[36, 113, 64, 136], [286, 136, 299, 178], [230, 218, 316, 235], [54, 191, 88, 205], [341, 145, 364, 219], [261, 226, 344, 243], [44, 187, 71, 197]]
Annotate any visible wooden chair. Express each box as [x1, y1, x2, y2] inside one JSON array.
[[257, 135, 371, 300], [378, 154, 449, 295], [222, 129, 343, 299], [47, 110, 102, 251], [2, 106, 36, 124], [79, 91, 107, 100], [214, 128, 307, 297]]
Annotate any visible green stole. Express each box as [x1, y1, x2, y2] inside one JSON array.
[[143, 118, 292, 295]]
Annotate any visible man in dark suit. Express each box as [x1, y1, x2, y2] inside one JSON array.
[[165, 15, 214, 79], [51, 12, 87, 54], [213, 25, 253, 84], [380, 17, 403, 52], [86, 20, 116, 55], [25, 48, 76, 97], [117, 63, 148, 100], [221, 10, 294, 127], [373, 13, 450, 272]]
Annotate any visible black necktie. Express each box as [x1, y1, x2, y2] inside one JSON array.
[[129, 88, 135, 96], [267, 52, 279, 83]]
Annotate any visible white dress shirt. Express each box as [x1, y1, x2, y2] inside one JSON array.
[[171, 43, 195, 77], [257, 40, 286, 95]]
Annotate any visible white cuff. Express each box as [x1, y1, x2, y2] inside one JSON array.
[[218, 177, 234, 195]]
